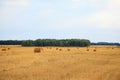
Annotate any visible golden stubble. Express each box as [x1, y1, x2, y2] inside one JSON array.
[[0, 46, 120, 80]]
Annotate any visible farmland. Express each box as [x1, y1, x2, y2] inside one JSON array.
[[0, 46, 120, 80]]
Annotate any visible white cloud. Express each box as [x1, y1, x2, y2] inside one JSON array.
[[84, 0, 120, 28], [58, 0, 120, 29], [0, 0, 31, 17], [34, 5, 55, 18], [1, 0, 30, 7], [0, 0, 31, 26], [85, 11, 119, 28], [70, 0, 87, 9], [0, 0, 120, 29], [70, 0, 103, 9]]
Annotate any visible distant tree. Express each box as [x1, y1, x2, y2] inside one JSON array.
[[22, 40, 34, 46], [0, 39, 92, 47], [91, 42, 120, 46]]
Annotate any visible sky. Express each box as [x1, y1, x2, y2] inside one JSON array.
[[0, 0, 120, 42]]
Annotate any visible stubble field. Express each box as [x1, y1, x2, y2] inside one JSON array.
[[0, 46, 120, 80]]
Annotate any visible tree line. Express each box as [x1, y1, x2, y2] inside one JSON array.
[[0, 39, 91, 47], [0, 39, 119, 47], [0, 40, 22, 45], [91, 42, 120, 46]]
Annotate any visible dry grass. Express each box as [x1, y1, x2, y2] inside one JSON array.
[[0, 46, 120, 80]]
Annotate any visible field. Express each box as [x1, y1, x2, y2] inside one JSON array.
[[0, 46, 120, 80]]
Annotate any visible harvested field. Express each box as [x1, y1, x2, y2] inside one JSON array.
[[0, 46, 120, 80]]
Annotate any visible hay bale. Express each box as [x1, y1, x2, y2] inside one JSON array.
[[67, 49, 70, 51], [8, 48, 10, 50], [93, 49, 96, 52], [87, 49, 89, 51], [59, 49, 62, 51], [34, 48, 43, 53], [1, 48, 6, 51], [112, 47, 114, 49], [56, 48, 59, 50]]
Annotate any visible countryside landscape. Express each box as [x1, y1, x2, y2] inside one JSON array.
[[0, 39, 120, 80], [0, 0, 120, 80]]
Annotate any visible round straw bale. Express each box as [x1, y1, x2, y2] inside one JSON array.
[[34, 48, 43, 53], [93, 49, 96, 52], [67, 49, 70, 51], [59, 49, 62, 51], [86, 47, 89, 51], [1, 48, 6, 51], [8, 48, 10, 50], [56, 48, 59, 50]]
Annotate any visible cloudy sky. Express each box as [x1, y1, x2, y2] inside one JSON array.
[[0, 0, 120, 42]]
